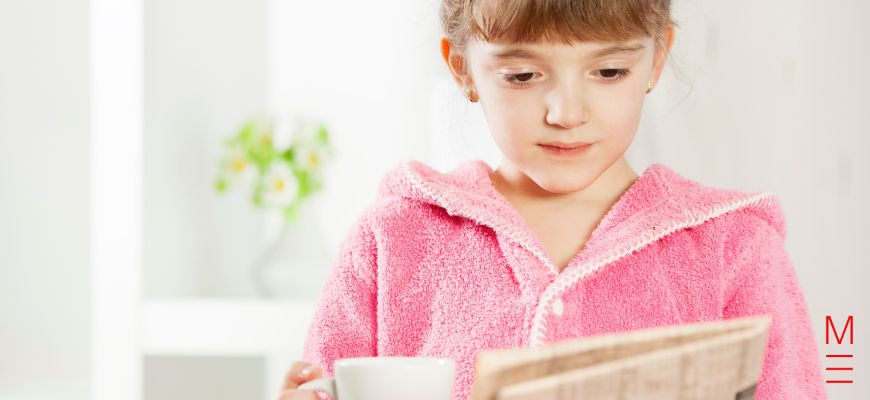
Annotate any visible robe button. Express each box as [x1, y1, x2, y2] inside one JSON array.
[[552, 298, 564, 316]]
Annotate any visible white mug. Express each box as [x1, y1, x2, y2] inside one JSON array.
[[298, 357, 455, 400]]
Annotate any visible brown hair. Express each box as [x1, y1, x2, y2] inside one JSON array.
[[440, 0, 678, 55], [440, 0, 689, 103]]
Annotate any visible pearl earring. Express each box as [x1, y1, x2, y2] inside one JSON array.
[[466, 88, 479, 103]]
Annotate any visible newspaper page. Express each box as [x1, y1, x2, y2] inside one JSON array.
[[471, 315, 771, 400]]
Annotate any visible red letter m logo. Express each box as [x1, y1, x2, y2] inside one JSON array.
[[826, 315, 854, 345]]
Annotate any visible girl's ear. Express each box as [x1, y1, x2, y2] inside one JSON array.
[[440, 37, 471, 87], [651, 26, 676, 82], [440, 37, 452, 65]]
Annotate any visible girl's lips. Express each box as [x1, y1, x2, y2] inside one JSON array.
[[538, 141, 593, 149], [538, 143, 593, 157]]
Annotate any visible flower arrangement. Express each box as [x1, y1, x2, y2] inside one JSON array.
[[215, 114, 333, 222]]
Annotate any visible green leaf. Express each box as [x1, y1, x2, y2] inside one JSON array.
[[281, 147, 294, 162], [238, 120, 255, 144], [252, 181, 265, 206], [317, 125, 329, 143], [283, 203, 300, 224], [296, 169, 313, 198]]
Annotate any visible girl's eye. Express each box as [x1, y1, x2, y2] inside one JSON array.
[[500, 72, 538, 88], [500, 69, 632, 88], [597, 68, 632, 83]]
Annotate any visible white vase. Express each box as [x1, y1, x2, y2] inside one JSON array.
[[251, 201, 331, 299]]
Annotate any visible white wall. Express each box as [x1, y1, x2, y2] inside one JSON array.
[[794, 1, 870, 397], [635, 2, 870, 397], [0, 1, 91, 399], [267, 0, 447, 249], [144, 0, 270, 298]]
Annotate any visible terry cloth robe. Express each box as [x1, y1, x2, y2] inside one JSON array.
[[302, 159, 826, 400]]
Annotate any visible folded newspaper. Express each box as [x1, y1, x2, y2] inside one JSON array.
[[471, 315, 771, 400]]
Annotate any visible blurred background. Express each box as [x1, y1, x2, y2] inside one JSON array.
[[1, 0, 868, 399]]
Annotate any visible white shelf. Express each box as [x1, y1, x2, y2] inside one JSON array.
[[142, 299, 317, 357]]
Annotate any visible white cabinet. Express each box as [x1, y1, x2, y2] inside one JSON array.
[[142, 299, 317, 357]]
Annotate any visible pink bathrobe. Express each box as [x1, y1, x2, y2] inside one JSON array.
[[303, 159, 826, 399]]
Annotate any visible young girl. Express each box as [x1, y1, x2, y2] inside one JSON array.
[[278, 1, 826, 399]]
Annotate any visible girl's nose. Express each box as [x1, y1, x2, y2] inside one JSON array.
[[545, 86, 589, 129]]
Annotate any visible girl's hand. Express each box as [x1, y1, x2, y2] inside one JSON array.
[[275, 361, 324, 400]]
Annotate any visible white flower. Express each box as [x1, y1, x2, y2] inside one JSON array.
[[290, 118, 329, 173], [219, 144, 257, 188], [261, 161, 299, 209], [293, 140, 329, 172]]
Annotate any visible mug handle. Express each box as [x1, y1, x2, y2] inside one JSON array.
[[298, 377, 337, 399]]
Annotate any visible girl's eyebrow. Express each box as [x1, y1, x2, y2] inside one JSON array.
[[590, 43, 646, 57], [488, 42, 646, 60], [488, 48, 543, 60]]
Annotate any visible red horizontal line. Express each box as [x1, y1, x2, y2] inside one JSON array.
[[826, 354, 853, 357], [826, 367, 853, 371], [826, 380, 853, 384]]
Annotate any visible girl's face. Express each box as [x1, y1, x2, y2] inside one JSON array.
[[456, 34, 671, 194]]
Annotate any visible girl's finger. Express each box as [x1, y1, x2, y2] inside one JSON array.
[[275, 389, 321, 400], [281, 362, 323, 390]]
